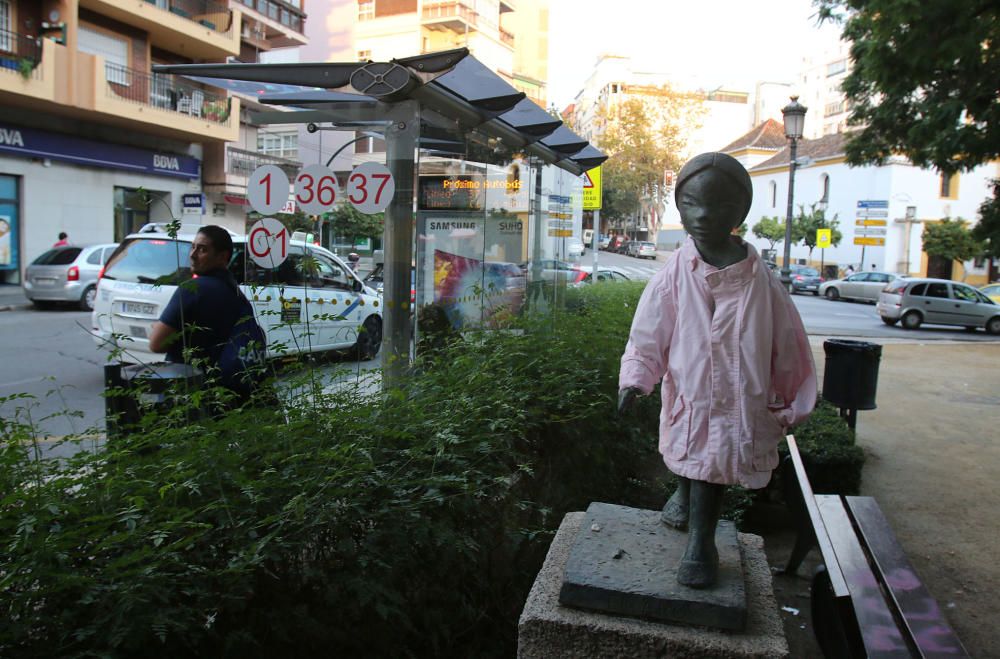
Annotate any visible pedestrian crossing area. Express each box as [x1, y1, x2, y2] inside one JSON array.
[[613, 262, 662, 281]]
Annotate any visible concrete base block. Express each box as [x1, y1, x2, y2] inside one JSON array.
[[518, 512, 789, 659], [559, 502, 747, 631]]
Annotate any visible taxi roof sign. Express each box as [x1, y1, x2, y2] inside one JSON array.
[[582, 166, 602, 210]]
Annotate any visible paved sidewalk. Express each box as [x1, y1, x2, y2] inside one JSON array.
[[0, 284, 29, 311], [802, 338, 1000, 657]]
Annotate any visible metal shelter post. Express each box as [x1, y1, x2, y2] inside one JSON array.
[[382, 100, 419, 389]]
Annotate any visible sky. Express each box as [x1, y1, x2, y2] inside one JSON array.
[[547, 0, 844, 108]]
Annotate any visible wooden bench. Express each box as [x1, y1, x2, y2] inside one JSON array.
[[781, 435, 969, 658]]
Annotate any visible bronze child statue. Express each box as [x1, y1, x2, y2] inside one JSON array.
[[618, 152, 816, 588]]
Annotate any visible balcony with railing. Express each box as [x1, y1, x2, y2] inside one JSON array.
[[95, 61, 239, 141], [232, 0, 307, 47], [422, 2, 514, 49], [79, 0, 241, 59], [228, 146, 299, 179], [0, 31, 57, 104]]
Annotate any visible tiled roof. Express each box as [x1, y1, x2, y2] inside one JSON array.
[[749, 131, 850, 171], [720, 119, 787, 153]]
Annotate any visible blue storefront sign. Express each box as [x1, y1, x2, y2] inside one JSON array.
[[0, 123, 200, 180]]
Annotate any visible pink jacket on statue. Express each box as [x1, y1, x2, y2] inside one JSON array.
[[619, 238, 816, 489]]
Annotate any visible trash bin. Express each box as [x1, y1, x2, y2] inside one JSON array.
[[821, 339, 882, 411], [105, 362, 204, 439]]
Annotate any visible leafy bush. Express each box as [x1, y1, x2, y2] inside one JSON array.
[[779, 399, 866, 495], [0, 281, 666, 657]]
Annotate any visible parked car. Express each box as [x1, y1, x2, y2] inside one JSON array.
[[520, 259, 586, 283], [606, 235, 625, 252], [616, 240, 635, 255], [877, 278, 1000, 333], [23, 243, 119, 311], [570, 266, 632, 287], [820, 271, 902, 303], [92, 225, 382, 364], [979, 283, 1000, 304], [567, 240, 585, 258], [627, 241, 657, 259], [598, 234, 612, 250], [788, 264, 822, 295]]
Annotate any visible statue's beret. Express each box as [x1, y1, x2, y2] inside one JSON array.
[[675, 152, 753, 213]]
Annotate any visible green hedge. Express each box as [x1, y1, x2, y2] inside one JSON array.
[[0, 280, 861, 657], [779, 399, 866, 495]]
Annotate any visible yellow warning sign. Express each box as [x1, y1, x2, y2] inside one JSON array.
[[582, 166, 602, 210], [816, 228, 832, 249], [855, 219, 887, 226], [548, 229, 573, 237]]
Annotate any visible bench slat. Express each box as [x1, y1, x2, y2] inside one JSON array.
[[846, 496, 970, 658], [816, 495, 913, 658], [787, 435, 850, 598]]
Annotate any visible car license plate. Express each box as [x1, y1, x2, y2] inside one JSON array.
[[130, 325, 147, 338], [122, 301, 156, 315], [35, 277, 56, 285]]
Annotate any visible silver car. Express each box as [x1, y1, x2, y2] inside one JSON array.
[[23, 243, 118, 311], [877, 278, 1000, 334], [820, 271, 901, 303]]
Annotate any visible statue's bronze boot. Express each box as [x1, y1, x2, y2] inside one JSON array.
[[677, 545, 719, 589], [676, 479, 724, 589], [660, 478, 690, 530]]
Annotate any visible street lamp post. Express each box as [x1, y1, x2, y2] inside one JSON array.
[[781, 96, 807, 290]]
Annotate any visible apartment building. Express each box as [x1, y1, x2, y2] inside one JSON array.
[[350, 0, 546, 104], [0, 0, 307, 285]]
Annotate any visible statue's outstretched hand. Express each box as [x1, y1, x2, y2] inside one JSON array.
[[617, 387, 641, 416]]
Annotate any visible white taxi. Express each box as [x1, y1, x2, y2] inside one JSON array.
[[91, 224, 383, 364]]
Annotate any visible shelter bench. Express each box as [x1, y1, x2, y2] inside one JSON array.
[[781, 435, 968, 658]]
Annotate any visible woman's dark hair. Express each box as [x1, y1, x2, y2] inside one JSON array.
[[197, 225, 234, 259], [58, 232, 68, 240]]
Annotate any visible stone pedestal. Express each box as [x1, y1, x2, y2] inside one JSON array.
[[560, 502, 747, 631], [518, 510, 789, 659]]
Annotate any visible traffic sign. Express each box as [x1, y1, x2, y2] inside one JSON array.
[[816, 228, 832, 249], [856, 227, 887, 236], [857, 199, 888, 209], [248, 165, 291, 215], [346, 162, 394, 214], [856, 219, 887, 226], [853, 236, 885, 247], [247, 217, 290, 269], [294, 164, 339, 214], [582, 166, 602, 210]]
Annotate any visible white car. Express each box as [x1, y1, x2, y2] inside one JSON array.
[[820, 271, 903, 303], [92, 225, 382, 365], [567, 240, 585, 257]]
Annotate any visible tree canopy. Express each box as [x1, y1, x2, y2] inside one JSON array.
[[794, 204, 843, 260], [751, 216, 787, 251], [325, 203, 384, 244], [817, 0, 1000, 176], [595, 90, 704, 223], [972, 179, 1000, 258], [922, 218, 981, 263]]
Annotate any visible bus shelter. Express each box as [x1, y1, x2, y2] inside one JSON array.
[[155, 48, 607, 386]]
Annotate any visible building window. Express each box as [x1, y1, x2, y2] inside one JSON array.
[[820, 174, 830, 203], [0, 0, 12, 52], [826, 59, 847, 77], [78, 26, 130, 85], [357, 49, 371, 61], [358, 0, 374, 20], [939, 172, 959, 199], [257, 132, 298, 159], [769, 181, 777, 208]]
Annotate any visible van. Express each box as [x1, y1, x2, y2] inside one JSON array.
[[91, 224, 383, 364], [583, 229, 594, 248]]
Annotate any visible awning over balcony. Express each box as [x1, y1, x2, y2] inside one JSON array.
[[153, 48, 606, 175]]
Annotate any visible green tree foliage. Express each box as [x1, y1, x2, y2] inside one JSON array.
[[922, 218, 981, 263], [817, 0, 1000, 206], [596, 91, 704, 222], [325, 203, 384, 246], [751, 215, 788, 251], [972, 179, 1000, 258], [794, 203, 843, 260]]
